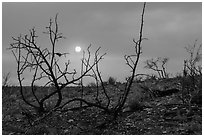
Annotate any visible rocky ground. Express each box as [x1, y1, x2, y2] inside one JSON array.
[[2, 78, 202, 135]]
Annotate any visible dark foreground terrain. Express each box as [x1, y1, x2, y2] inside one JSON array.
[[2, 78, 202, 135]]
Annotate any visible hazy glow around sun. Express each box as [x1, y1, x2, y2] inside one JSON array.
[[75, 46, 81, 53]]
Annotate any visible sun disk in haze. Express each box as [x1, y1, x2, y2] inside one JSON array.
[[75, 46, 81, 53]]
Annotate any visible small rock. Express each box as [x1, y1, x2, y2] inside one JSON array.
[[10, 94, 17, 99], [64, 129, 69, 134], [68, 119, 74, 123], [3, 115, 11, 121], [126, 122, 132, 126]]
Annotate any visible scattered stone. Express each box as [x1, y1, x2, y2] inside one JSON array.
[[68, 119, 74, 123]]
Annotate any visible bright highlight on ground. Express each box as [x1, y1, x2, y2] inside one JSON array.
[[75, 46, 81, 53]]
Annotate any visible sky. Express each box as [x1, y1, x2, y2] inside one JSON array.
[[2, 2, 202, 86]]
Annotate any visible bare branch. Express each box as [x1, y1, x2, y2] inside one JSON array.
[[114, 2, 146, 115]]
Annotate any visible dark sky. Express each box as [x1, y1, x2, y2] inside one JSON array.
[[2, 2, 202, 85]]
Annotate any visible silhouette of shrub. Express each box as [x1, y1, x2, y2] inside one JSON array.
[[191, 90, 202, 106], [153, 88, 180, 97], [108, 76, 116, 85], [87, 82, 97, 87], [128, 99, 144, 111], [124, 90, 145, 112]]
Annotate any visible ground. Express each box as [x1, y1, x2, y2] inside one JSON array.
[[2, 78, 202, 135]]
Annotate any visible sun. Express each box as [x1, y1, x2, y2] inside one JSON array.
[[75, 46, 81, 53]]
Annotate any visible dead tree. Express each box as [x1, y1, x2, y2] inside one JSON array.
[[113, 2, 147, 117], [9, 14, 106, 114], [60, 46, 111, 112], [144, 57, 169, 79], [180, 40, 202, 106], [159, 57, 169, 78], [59, 3, 147, 116], [184, 40, 202, 77], [76, 46, 110, 109]]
